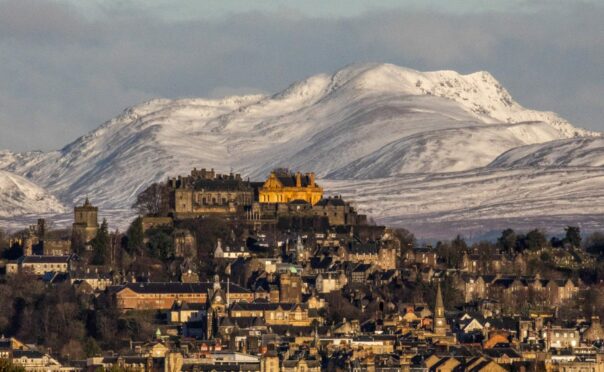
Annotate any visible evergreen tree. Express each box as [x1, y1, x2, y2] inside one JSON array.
[[126, 217, 144, 257], [497, 228, 517, 253], [452, 235, 468, 251], [91, 219, 109, 265], [564, 226, 582, 248], [146, 227, 174, 260]]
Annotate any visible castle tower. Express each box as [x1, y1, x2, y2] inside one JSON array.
[[433, 282, 447, 336], [72, 197, 99, 243]]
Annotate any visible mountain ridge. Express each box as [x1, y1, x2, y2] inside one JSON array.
[[0, 62, 601, 235]]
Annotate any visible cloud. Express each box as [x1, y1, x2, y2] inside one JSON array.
[[0, 0, 602, 151]]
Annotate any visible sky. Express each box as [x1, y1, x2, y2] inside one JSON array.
[[0, 0, 603, 152]]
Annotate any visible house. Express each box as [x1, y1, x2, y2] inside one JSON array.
[[7, 255, 72, 275], [405, 247, 438, 267], [457, 275, 487, 302], [350, 263, 375, 284], [70, 269, 113, 291], [214, 239, 251, 260], [11, 350, 66, 371], [169, 301, 207, 323], [316, 272, 347, 293], [544, 326, 580, 349], [282, 358, 321, 372]]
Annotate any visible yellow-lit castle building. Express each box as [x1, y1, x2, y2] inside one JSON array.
[[258, 169, 323, 205]]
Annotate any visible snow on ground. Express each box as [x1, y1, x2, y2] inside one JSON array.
[[323, 167, 604, 238], [0, 63, 601, 237], [0, 170, 65, 218]]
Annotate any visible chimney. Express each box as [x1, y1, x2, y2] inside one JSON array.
[[308, 173, 315, 187], [295, 172, 302, 187]]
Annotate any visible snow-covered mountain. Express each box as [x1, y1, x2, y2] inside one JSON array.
[[0, 170, 65, 218], [0, 63, 601, 236], [489, 137, 604, 169]]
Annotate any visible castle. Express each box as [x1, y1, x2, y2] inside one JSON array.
[[161, 168, 365, 227], [258, 169, 323, 205], [167, 168, 254, 218]]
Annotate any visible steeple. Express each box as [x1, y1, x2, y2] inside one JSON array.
[[433, 282, 447, 336], [435, 282, 444, 316]]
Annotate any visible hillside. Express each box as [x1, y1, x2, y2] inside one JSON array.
[[0, 63, 601, 236], [0, 170, 65, 218], [489, 137, 604, 169]]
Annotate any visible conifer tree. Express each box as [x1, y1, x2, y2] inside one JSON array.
[[565, 226, 582, 248], [91, 219, 109, 265], [126, 217, 144, 257]]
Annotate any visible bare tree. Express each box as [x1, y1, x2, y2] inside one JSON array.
[[132, 182, 170, 216]]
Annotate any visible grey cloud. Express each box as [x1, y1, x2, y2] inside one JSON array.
[[0, 1, 603, 151]]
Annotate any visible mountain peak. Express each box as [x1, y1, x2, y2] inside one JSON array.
[[0, 62, 600, 231]]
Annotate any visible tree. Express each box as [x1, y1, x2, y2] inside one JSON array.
[[526, 229, 547, 251], [585, 231, 604, 256], [145, 227, 174, 260], [71, 229, 86, 255], [564, 226, 582, 248], [437, 240, 464, 268], [497, 228, 517, 253], [393, 228, 416, 250], [0, 228, 7, 251], [452, 235, 468, 251], [91, 219, 109, 265], [132, 183, 170, 216], [125, 217, 144, 257]]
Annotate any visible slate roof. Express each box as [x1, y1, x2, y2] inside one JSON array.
[[192, 178, 252, 191], [114, 281, 250, 294], [348, 242, 379, 254], [20, 255, 71, 264], [230, 302, 301, 312], [482, 347, 522, 359], [315, 197, 346, 207], [274, 173, 314, 188]]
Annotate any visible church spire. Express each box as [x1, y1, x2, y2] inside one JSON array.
[[433, 282, 447, 336], [435, 282, 444, 315]]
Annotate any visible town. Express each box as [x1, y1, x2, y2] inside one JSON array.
[[1, 168, 604, 372]]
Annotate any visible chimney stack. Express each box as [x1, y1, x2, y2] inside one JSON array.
[[309, 173, 315, 187]]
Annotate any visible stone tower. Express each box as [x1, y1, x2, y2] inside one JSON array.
[[433, 282, 447, 336], [72, 197, 99, 243]]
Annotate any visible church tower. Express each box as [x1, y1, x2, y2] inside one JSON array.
[[206, 275, 227, 339], [433, 282, 447, 336], [72, 197, 99, 243]]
